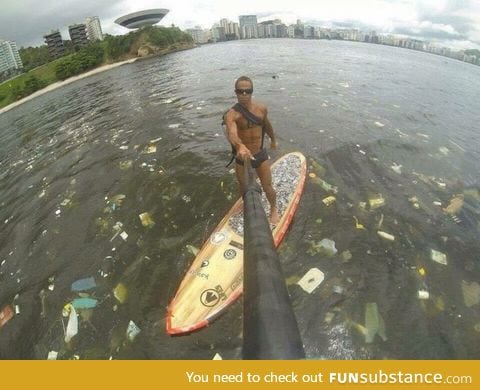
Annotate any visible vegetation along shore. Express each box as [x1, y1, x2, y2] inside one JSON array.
[[0, 26, 194, 112]]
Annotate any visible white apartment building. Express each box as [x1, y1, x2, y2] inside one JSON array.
[[239, 15, 258, 39], [85, 16, 104, 41], [0, 39, 23, 73], [187, 28, 210, 44]]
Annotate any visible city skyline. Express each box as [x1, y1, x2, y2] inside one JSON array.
[[0, 0, 480, 51]]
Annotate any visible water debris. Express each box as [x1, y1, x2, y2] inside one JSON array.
[[310, 160, 326, 177], [443, 195, 464, 215], [139, 212, 155, 228], [71, 277, 96, 292], [408, 196, 420, 209], [71, 297, 98, 310], [307, 238, 338, 257], [417, 290, 430, 300], [145, 144, 157, 154], [162, 98, 173, 104], [186, 245, 199, 256], [120, 231, 128, 241], [416, 133, 430, 139], [119, 145, 129, 150], [168, 123, 181, 129], [297, 268, 325, 294], [47, 351, 58, 360], [0, 305, 14, 328], [377, 231, 395, 241], [63, 304, 78, 343], [353, 216, 365, 230], [461, 281, 480, 307], [430, 249, 447, 265], [113, 283, 128, 304], [341, 250, 353, 262], [369, 195, 385, 210], [110, 194, 126, 209], [212, 353, 223, 360], [364, 302, 387, 343], [418, 267, 426, 276], [119, 160, 133, 170], [438, 146, 450, 155], [322, 196, 336, 206], [391, 163, 402, 174], [126, 320, 141, 341], [433, 201, 442, 207], [374, 121, 385, 128], [311, 177, 338, 193]]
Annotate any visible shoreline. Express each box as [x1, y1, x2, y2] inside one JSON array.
[[0, 58, 138, 115], [0, 42, 196, 115]]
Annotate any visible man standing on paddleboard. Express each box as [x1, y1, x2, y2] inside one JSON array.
[[224, 76, 280, 224]]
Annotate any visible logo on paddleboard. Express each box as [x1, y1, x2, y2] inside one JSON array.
[[201, 259, 209, 268], [210, 231, 227, 245], [200, 285, 227, 307], [223, 249, 237, 260]]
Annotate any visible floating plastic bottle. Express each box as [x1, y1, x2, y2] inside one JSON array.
[[297, 268, 325, 294]]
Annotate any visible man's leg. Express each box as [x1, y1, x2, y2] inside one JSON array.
[[256, 161, 280, 224]]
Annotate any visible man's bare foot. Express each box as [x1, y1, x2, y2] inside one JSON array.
[[269, 207, 280, 224]]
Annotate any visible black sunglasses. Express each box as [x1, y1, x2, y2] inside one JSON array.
[[235, 88, 253, 95]]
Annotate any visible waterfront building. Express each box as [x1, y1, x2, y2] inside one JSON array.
[[186, 27, 209, 44], [304, 26, 314, 39], [287, 25, 295, 38], [85, 16, 103, 41], [0, 39, 23, 74], [43, 30, 65, 59], [219, 19, 239, 40], [115, 9, 169, 29], [239, 15, 258, 39], [211, 26, 226, 42], [68, 24, 88, 48]]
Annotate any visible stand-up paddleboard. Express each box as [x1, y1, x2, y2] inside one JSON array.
[[166, 152, 307, 335]]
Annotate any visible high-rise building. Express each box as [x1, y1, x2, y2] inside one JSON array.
[[0, 39, 23, 73], [239, 15, 258, 39], [69, 24, 88, 47], [43, 30, 65, 59], [219, 18, 239, 40], [85, 16, 103, 41]]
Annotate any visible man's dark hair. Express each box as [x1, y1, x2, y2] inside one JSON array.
[[235, 76, 253, 89]]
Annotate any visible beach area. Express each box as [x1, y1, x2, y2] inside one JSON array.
[[0, 58, 138, 115]]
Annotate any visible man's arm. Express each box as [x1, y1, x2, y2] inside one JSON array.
[[263, 107, 277, 149], [225, 110, 254, 161]]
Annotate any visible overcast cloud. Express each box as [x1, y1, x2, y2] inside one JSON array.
[[1, 0, 479, 50]]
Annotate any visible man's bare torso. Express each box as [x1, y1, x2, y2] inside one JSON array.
[[230, 101, 266, 154]]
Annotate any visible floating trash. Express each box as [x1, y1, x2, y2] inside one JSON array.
[[474, 323, 480, 333], [47, 351, 58, 360], [119, 145, 128, 150], [353, 216, 365, 230], [369, 195, 385, 210], [63, 304, 78, 343], [212, 353, 223, 360], [310, 160, 326, 177], [461, 281, 480, 307], [71, 298, 98, 310], [377, 231, 395, 241], [374, 121, 385, 128], [119, 160, 133, 170], [324, 312, 335, 324], [139, 212, 155, 228], [0, 305, 14, 328], [71, 277, 96, 292], [418, 267, 426, 276], [430, 249, 447, 265], [341, 250, 353, 262], [443, 195, 464, 215], [168, 123, 181, 129], [433, 201, 442, 206], [391, 163, 402, 174], [365, 302, 387, 343], [113, 283, 128, 304], [316, 238, 338, 256], [297, 268, 325, 294], [311, 177, 338, 193], [120, 231, 128, 241], [145, 144, 157, 154], [438, 146, 450, 155], [322, 196, 336, 206], [417, 290, 430, 300], [186, 245, 199, 256], [126, 320, 141, 341]]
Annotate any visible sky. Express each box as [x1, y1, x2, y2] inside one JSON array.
[[1, 0, 480, 50]]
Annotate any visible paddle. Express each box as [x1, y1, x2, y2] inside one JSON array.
[[241, 158, 305, 359]]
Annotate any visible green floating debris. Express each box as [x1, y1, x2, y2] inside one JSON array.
[[186, 245, 199, 256], [461, 280, 480, 308], [341, 250, 352, 262], [72, 298, 98, 310], [365, 302, 387, 343], [139, 212, 155, 228], [307, 239, 337, 257], [310, 160, 326, 177], [369, 195, 385, 210], [113, 283, 128, 304]]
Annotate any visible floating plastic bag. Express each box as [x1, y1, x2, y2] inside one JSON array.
[[71, 277, 96, 292], [430, 249, 447, 265], [126, 320, 141, 341], [63, 304, 78, 343], [461, 281, 480, 307], [71, 298, 98, 310], [139, 212, 155, 227], [365, 302, 387, 343]]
